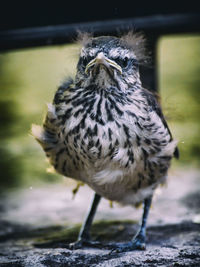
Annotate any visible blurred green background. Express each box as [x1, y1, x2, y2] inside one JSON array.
[[0, 34, 199, 191]]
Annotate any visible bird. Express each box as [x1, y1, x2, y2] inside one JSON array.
[[32, 32, 179, 252]]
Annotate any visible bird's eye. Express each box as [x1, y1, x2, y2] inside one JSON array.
[[122, 57, 129, 68], [115, 57, 129, 68], [82, 57, 88, 66], [81, 56, 93, 66]]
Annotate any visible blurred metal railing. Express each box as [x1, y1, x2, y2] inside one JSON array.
[[0, 14, 199, 51], [0, 13, 199, 92]]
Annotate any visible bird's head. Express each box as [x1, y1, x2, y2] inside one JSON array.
[[75, 32, 149, 92]]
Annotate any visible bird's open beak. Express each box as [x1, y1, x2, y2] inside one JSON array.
[[85, 52, 122, 75]]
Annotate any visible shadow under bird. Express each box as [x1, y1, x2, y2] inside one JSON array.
[[32, 32, 179, 252]]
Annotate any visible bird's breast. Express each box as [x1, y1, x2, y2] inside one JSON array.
[[55, 91, 148, 184]]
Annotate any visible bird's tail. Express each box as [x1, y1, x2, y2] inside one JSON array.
[[31, 103, 60, 151]]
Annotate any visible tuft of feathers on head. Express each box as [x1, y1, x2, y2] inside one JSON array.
[[76, 31, 93, 47], [120, 31, 151, 66]]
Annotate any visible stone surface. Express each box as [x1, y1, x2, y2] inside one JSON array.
[[0, 167, 200, 266]]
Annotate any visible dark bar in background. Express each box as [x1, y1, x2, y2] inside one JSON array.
[[0, 13, 199, 92], [0, 14, 200, 51]]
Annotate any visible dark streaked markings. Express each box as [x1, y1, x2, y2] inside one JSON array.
[[105, 101, 114, 121], [108, 128, 113, 141], [142, 148, 148, 170]]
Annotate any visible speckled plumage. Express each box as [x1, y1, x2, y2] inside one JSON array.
[[32, 33, 178, 207]]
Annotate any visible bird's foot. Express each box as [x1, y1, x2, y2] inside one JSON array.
[[69, 238, 101, 250], [110, 234, 146, 253]]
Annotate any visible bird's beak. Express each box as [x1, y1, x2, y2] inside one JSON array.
[[85, 52, 122, 75]]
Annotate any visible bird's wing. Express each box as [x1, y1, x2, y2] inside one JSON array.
[[141, 88, 179, 159], [53, 77, 74, 105], [32, 78, 74, 150]]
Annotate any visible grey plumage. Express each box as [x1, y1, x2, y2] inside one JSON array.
[[32, 32, 178, 250]]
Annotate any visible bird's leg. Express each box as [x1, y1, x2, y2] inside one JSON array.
[[69, 192, 101, 249], [111, 195, 152, 253], [78, 192, 101, 241], [131, 196, 152, 249]]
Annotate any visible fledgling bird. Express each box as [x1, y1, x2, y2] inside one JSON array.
[[32, 32, 179, 252]]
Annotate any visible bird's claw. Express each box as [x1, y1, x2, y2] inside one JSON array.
[[69, 239, 101, 250], [69, 239, 83, 250], [109, 240, 146, 254]]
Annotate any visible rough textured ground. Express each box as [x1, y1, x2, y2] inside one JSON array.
[[0, 167, 200, 266]]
